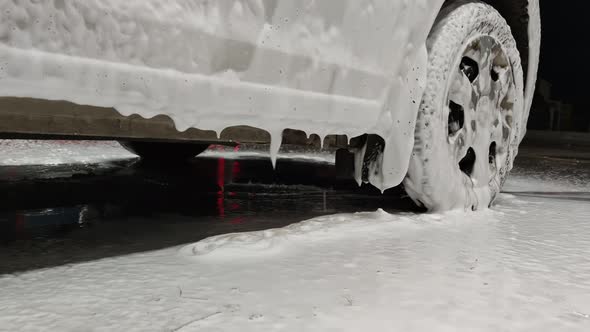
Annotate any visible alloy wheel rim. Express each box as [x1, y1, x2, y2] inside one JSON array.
[[446, 35, 516, 188]]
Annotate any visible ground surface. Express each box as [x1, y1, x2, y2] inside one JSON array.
[[0, 140, 589, 331]]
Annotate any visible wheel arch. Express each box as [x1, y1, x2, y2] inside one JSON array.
[[483, 0, 532, 79]]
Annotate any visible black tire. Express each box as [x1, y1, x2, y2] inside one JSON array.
[[404, 0, 525, 211], [119, 141, 209, 163]]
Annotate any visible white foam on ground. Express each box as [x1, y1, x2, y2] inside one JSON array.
[[0, 140, 136, 166], [506, 169, 590, 193], [1, 170, 589, 331], [179, 209, 477, 261]]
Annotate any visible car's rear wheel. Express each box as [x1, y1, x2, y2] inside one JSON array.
[[119, 141, 209, 163], [404, 0, 525, 211]]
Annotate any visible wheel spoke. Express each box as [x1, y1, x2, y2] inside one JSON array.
[[499, 77, 516, 111], [477, 61, 492, 96], [500, 112, 514, 142], [493, 68, 513, 109], [468, 139, 496, 187], [448, 67, 475, 111], [491, 112, 505, 143], [454, 132, 471, 164]]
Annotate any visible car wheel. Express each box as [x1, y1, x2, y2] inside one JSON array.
[[119, 141, 209, 163], [404, 0, 525, 211]]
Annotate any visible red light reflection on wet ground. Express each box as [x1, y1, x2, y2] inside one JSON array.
[[215, 148, 243, 221]]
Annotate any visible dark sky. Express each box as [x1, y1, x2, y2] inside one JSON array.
[[538, 1, 588, 106]]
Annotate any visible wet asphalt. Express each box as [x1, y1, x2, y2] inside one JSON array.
[[0, 142, 589, 275]]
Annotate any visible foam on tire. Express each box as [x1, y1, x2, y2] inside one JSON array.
[[403, 0, 524, 212]]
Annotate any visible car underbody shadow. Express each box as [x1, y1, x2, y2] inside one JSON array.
[[0, 155, 419, 275]]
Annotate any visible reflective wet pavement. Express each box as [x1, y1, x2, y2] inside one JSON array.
[[1, 143, 588, 275], [0, 147, 416, 274]]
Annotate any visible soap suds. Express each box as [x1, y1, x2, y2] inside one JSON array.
[[0, 0, 539, 210]]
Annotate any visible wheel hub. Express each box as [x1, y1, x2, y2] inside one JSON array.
[[446, 36, 516, 188]]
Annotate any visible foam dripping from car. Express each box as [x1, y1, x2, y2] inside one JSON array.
[[269, 129, 283, 169]]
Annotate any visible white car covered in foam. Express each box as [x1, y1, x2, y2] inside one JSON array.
[[0, 0, 540, 211]]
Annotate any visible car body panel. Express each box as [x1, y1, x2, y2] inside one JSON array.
[[0, 0, 539, 190]]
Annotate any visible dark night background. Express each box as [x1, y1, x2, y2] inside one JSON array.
[[532, 1, 589, 132]]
